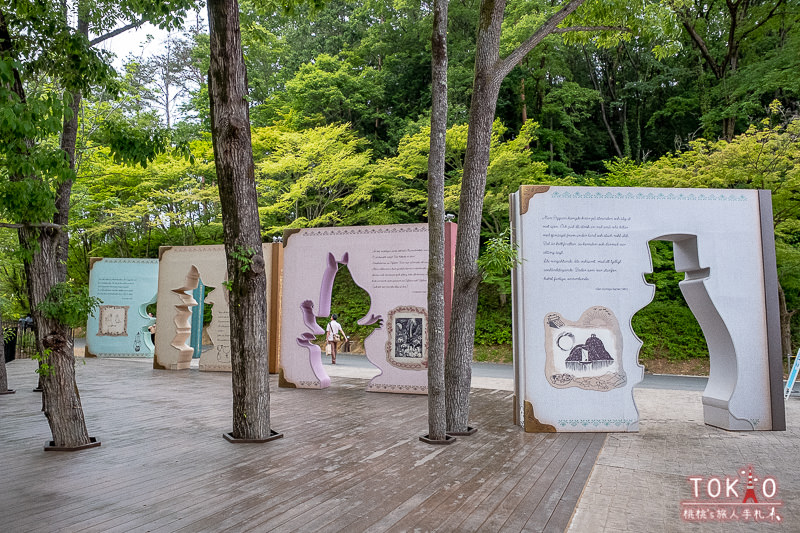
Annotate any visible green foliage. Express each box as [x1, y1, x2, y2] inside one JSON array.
[[0, 60, 74, 222], [222, 245, 257, 291], [474, 306, 513, 346], [69, 134, 221, 273], [632, 241, 707, 360], [477, 230, 520, 297], [606, 116, 800, 234], [256, 124, 379, 232], [315, 264, 379, 345], [475, 285, 513, 346], [92, 113, 192, 168], [32, 349, 54, 377], [644, 241, 687, 304], [776, 242, 800, 350], [230, 245, 257, 273], [37, 283, 101, 329], [632, 301, 708, 361], [0, 179, 57, 224]]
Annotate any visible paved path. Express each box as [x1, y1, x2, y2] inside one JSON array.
[[322, 353, 709, 393], [322, 353, 517, 391], [568, 387, 799, 532]]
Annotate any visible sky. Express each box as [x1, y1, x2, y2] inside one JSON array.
[[97, 23, 175, 69], [95, 15, 206, 124]]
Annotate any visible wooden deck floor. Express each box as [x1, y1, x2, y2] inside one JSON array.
[[0, 358, 605, 532]]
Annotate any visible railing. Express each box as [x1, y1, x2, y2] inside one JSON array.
[[2, 319, 75, 361]]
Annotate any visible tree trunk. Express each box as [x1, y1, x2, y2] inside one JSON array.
[[207, 0, 271, 440], [0, 7, 91, 445], [426, 0, 448, 443], [0, 342, 8, 392], [21, 226, 89, 447], [722, 116, 736, 142], [445, 0, 505, 433], [620, 102, 631, 158], [33, 83, 86, 445], [583, 47, 622, 158], [778, 283, 795, 357], [445, 0, 586, 433]]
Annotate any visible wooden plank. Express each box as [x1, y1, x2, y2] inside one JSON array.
[[0, 359, 603, 532], [473, 434, 582, 531], [521, 433, 599, 532], [543, 432, 606, 533], [450, 434, 564, 532]]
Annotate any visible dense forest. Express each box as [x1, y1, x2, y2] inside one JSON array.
[[2, 0, 799, 364]]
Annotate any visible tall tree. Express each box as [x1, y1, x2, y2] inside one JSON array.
[[668, 0, 796, 140], [445, 0, 635, 432], [0, 1, 192, 448], [0, 5, 97, 446], [207, 0, 273, 440], [425, 0, 448, 443]]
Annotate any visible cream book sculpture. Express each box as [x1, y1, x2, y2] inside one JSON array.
[[510, 186, 784, 432]]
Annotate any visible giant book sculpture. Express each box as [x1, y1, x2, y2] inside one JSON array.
[[510, 186, 784, 432]]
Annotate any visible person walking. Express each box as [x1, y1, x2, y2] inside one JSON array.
[[326, 313, 347, 365]]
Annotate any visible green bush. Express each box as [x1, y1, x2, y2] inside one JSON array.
[[317, 264, 380, 344], [630, 241, 709, 360], [631, 300, 708, 360], [475, 284, 513, 345]]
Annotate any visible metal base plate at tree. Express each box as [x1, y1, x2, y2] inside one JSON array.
[[419, 434, 456, 445], [0, 389, 15, 395], [223, 430, 283, 443], [447, 426, 477, 436], [44, 437, 100, 452], [32, 387, 42, 392]]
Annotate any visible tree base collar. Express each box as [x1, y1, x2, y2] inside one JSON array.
[[44, 436, 100, 452], [223, 430, 283, 443], [419, 434, 456, 445], [447, 426, 477, 436]]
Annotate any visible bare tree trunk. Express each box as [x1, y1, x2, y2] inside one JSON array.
[[207, 0, 271, 440], [583, 47, 622, 158], [445, 0, 587, 433], [56, 88, 82, 281], [722, 116, 736, 142], [0, 337, 8, 392], [34, 85, 86, 445], [779, 283, 796, 357], [445, 0, 505, 433], [425, 0, 448, 443], [0, 365, 7, 394]]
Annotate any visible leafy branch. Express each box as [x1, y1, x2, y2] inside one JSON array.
[[37, 282, 101, 328], [32, 349, 53, 377], [230, 244, 257, 273]]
